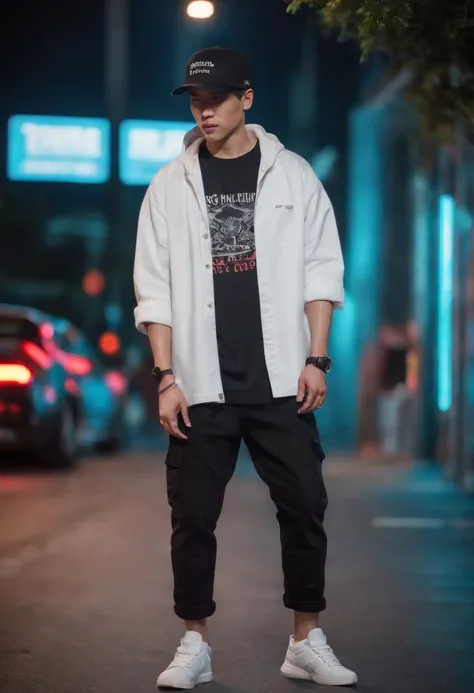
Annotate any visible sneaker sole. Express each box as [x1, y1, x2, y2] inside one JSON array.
[[157, 672, 213, 690], [281, 661, 358, 687]]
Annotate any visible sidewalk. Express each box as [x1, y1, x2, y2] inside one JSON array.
[[217, 453, 474, 693], [1, 448, 472, 693]]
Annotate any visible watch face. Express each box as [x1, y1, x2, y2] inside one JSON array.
[[152, 367, 162, 382], [152, 367, 173, 383], [323, 357, 332, 373]]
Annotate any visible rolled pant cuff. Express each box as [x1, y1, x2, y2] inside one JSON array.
[[174, 602, 216, 621], [284, 597, 327, 613]]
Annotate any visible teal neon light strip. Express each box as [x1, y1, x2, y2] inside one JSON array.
[[437, 194, 455, 412]]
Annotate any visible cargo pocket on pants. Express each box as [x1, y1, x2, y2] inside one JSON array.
[[165, 442, 183, 469], [298, 410, 326, 463], [312, 438, 326, 463], [165, 439, 185, 508]]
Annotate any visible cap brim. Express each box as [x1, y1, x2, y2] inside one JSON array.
[[171, 82, 237, 96]]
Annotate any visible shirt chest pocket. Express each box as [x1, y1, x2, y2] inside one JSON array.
[[272, 203, 305, 248]]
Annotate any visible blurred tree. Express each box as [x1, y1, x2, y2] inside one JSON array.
[[286, 0, 474, 141]]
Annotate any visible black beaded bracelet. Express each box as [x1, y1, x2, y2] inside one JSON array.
[[158, 381, 176, 396]]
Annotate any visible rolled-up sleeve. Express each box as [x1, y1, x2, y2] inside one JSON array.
[[303, 166, 345, 309], [133, 184, 172, 333]]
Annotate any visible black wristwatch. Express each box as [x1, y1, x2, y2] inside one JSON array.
[[152, 366, 173, 385], [305, 356, 332, 373]]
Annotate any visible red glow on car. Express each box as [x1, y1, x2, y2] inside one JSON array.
[[22, 341, 52, 369]]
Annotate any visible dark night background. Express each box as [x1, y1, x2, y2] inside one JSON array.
[[0, 0, 361, 342]]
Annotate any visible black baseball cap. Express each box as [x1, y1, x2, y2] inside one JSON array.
[[172, 46, 252, 96]]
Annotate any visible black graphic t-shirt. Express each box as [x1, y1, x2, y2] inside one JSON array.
[[199, 140, 272, 404]]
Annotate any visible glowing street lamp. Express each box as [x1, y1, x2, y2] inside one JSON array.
[[186, 1, 214, 19]]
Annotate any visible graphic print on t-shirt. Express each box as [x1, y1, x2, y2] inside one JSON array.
[[206, 192, 256, 275]]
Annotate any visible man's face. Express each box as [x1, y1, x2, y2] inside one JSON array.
[[189, 88, 254, 142]]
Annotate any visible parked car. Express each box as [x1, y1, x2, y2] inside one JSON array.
[[0, 303, 128, 468]]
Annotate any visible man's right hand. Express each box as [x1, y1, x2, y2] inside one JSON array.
[[158, 377, 191, 440]]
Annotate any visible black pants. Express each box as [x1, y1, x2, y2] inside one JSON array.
[[165, 397, 328, 621]]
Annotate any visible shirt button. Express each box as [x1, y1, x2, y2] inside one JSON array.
[[203, 233, 209, 239], [205, 264, 211, 270], [207, 303, 213, 309], [218, 393, 224, 401]]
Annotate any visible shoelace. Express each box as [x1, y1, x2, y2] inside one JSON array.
[[309, 642, 341, 667], [171, 647, 198, 666]]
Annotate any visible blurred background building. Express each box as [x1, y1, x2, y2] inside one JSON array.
[[1, 0, 473, 491]]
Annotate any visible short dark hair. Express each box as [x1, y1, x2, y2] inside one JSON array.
[[232, 88, 249, 99]]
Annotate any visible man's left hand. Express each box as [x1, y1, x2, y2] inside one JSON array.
[[297, 365, 327, 414]]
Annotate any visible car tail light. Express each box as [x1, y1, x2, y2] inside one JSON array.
[[105, 371, 127, 396], [65, 378, 80, 395], [53, 349, 92, 376], [22, 341, 52, 369], [0, 364, 33, 385], [0, 402, 21, 414], [60, 353, 92, 376], [40, 322, 55, 340]]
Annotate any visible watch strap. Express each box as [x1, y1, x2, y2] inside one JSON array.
[[305, 356, 331, 373]]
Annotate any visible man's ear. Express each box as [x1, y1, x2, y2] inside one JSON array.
[[242, 89, 254, 111]]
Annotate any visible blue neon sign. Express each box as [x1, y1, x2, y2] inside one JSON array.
[[7, 115, 110, 183], [437, 194, 455, 412], [119, 120, 194, 186]]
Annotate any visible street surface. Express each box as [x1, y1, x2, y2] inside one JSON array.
[[0, 440, 473, 693]]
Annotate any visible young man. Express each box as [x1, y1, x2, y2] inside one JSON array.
[[133, 46, 357, 689]]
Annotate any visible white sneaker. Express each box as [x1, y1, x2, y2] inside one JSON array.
[[281, 628, 358, 686], [157, 631, 213, 689]]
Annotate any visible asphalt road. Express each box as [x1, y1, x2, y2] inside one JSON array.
[[0, 444, 473, 693]]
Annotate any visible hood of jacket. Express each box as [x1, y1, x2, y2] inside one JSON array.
[[180, 123, 285, 175]]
